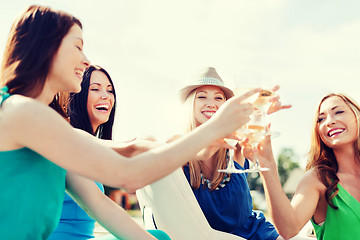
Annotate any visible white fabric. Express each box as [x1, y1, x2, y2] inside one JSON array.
[[136, 168, 246, 240], [136, 168, 317, 240]]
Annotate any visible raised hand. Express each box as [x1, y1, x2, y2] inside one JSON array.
[[267, 85, 292, 115], [239, 138, 255, 163], [255, 135, 276, 170], [209, 88, 261, 138]]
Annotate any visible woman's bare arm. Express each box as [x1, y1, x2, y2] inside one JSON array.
[[65, 172, 157, 240], [257, 137, 322, 239], [2, 90, 258, 192]]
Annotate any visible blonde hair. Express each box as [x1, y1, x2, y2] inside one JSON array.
[[307, 93, 360, 208], [184, 88, 229, 191]]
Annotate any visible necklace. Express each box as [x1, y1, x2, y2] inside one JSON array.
[[200, 150, 231, 190]]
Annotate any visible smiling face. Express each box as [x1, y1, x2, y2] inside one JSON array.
[[193, 85, 226, 126], [47, 24, 90, 94], [317, 96, 358, 150], [87, 70, 115, 132]]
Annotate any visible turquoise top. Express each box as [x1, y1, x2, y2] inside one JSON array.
[[0, 148, 66, 239], [0, 86, 10, 103], [311, 184, 360, 240], [0, 86, 67, 239]]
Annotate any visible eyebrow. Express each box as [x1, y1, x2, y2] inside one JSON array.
[[89, 83, 113, 88], [197, 90, 224, 95], [75, 37, 84, 45], [318, 105, 341, 116]]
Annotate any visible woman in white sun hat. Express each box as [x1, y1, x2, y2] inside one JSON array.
[[179, 67, 290, 240]]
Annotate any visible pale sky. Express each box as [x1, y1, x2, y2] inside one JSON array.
[[1, 0, 360, 167]]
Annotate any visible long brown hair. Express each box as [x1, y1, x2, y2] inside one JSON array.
[[307, 93, 360, 208], [184, 89, 229, 191], [0, 5, 82, 118]]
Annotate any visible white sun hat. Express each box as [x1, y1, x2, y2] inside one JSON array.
[[178, 67, 234, 103]]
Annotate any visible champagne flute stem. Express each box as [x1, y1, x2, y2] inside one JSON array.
[[252, 145, 270, 172], [252, 146, 259, 168], [228, 149, 235, 169], [260, 111, 271, 135]]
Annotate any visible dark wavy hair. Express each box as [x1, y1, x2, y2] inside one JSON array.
[[307, 93, 360, 209], [0, 5, 82, 118], [68, 65, 116, 139]]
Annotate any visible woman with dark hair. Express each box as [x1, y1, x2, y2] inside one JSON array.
[[71, 65, 122, 203], [49, 64, 125, 239], [69, 65, 116, 139], [0, 5, 259, 239], [257, 93, 360, 239]]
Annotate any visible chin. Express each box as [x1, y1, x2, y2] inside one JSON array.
[[95, 116, 109, 125], [71, 85, 82, 93]]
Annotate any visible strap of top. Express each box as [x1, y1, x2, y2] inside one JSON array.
[[0, 86, 10, 105]]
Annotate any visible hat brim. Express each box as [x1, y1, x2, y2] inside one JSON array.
[[178, 84, 234, 103]]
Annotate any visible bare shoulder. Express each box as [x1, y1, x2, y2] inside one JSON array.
[[0, 95, 69, 150], [298, 168, 326, 193], [1, 95, 49, 119], [5, 94, 66, 121], [0, 95, 59, 132]]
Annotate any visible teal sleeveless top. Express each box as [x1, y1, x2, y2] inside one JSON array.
[[0, 86, 67, 239], [311, 184, 360, 239]]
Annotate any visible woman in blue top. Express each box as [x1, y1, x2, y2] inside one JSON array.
[[0, 5, 260, 239], [179, 67, 290, 240], [50, 65, 171, 239], [48, 65, 136, 239]]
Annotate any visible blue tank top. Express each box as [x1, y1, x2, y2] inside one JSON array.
[[48, 182, 104, 240], [183, 158, 278, 240], [0, 86, 67, 239]]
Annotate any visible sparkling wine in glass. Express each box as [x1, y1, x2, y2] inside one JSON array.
[[253, 89, 274, 113], [235, 110, 270, 173], [218, 70, 276, 174], [242, 127, 270, 173]]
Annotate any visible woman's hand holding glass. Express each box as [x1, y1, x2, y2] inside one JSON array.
[[267, 85, 292, 115], [218, 84, 291, 173], [217, 87, 272, 173], [241, 133, 276, 173], [207, 88, 260, 139], [202, 88, 260, 174], [213, 88, 260, 173]]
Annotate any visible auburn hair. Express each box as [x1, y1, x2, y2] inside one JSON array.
[[307, 93, 360, 208]]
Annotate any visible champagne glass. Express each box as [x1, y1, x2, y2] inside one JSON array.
[[252, 89, 276, 136], [234, 70, 280, 137], [218, 70, 276, 174], [240, 110, 270, 172], [218, 112, 270, 174], [218, 71, 262, 174], [239, 74, 275, 172], [218, 138, 239, 173]]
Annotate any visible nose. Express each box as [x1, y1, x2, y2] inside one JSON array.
[[205, 101, 216, 109], [325, 115, 336, 127], [82, 52, 90, 67], [100, 90, 111, 100]]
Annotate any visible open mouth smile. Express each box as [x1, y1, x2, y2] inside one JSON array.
[[95, 104, 110, 112], [327, 128, 345, 137], [202, 111, 216, 118], [75, 69, 84, 79]]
